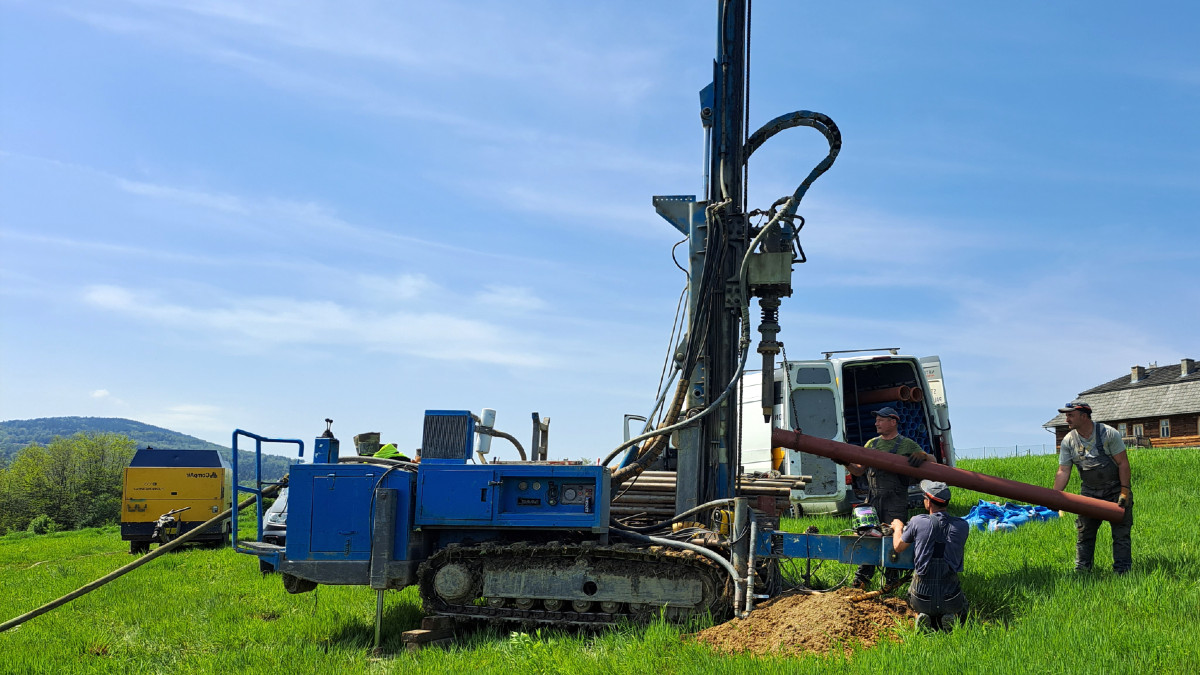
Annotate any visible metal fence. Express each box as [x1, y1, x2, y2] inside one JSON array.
[[955, 444, 1054, 460]]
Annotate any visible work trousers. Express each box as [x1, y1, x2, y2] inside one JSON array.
[[1076, 483, 1133, 573], [908, 573, 967, 618], [854, 488, 908, 586]]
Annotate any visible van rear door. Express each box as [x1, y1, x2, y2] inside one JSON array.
[[783, 361, 844, 498], [919, 356, 956, 467]]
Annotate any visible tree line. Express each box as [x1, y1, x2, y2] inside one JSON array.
[[0, 432, 136, 535], [0, 416, 231, 461]]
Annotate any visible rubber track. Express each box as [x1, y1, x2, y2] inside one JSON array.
[[417, 540, 733, 628]]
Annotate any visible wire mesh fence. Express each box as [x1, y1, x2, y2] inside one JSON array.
[[955, 444, 1055, 460]]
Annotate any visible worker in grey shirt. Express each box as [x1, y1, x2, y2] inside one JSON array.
[[1052, 400, 1133, 574], [891, 479, 969, 631]]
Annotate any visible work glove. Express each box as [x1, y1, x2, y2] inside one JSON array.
[[907, 450, 929, 467], [1118, 487, 1133, 509]]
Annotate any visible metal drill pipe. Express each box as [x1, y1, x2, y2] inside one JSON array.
[[854, 385, 921, 405], [628, 473, 806, 482], [771, 429, 1125, 522], [632, 472, 810, 487], [613, 494, 677, 504], [640, 470, 811, 481], [610, 506, 675, 516], [621, 482, 797, 493]]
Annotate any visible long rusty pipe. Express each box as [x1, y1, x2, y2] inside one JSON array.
[[771, 429, 1125, 523]]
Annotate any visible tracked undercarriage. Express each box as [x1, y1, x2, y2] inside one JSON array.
[[417, 540, 733, 628]]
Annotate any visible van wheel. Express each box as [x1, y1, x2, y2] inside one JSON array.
[[260, 559, 276, 574]]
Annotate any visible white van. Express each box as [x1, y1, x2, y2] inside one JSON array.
[[740, 350, 956, 514]]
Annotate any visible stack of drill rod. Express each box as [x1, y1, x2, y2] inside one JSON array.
[[846, 399, 934, 455], [611, 471, 811, 520]]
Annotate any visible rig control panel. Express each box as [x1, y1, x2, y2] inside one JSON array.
[[415, 464, 610, 532]]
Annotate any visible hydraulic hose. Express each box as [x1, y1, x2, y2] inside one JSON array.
[[619, 365, 683, 468], [600, 377, 688, 468], [743, 110, 841, 222], [609, 109, 839, 485], [0, 484, 282, 633], [477, 427, 527, 461], [338, 456, 418, 470], [614, 529, 741, 589], [611, 497, 736, 533], [609, 346, 750, 487]]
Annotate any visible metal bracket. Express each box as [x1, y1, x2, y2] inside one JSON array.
[[653, 195, 706, 236], [699, 83, 715, 128]]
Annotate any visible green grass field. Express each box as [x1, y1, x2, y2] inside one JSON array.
[[3, 449, 1199, 674]]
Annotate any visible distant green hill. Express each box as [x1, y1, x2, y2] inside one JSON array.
[[0, 417, 295, 482]]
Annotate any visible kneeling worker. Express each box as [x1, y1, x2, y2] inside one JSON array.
[[890, 479, 970, 631]]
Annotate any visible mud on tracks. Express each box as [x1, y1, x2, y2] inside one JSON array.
[[692, 588, 910, 657]]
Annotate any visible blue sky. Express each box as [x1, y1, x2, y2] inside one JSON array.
[[2, 1, 1197, 461]]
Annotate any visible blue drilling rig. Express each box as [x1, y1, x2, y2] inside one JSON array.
[[232, 0, 913, 637]]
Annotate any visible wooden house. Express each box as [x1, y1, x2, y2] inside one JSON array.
[[1044, 359, 1200, 449]]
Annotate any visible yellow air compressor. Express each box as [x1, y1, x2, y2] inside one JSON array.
[[121, 448, 233, 554]]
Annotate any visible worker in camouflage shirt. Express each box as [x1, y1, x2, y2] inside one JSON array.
[[847, 406, 930, 589]]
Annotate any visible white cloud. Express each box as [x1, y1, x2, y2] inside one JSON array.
[[104, 170, 546, 264], [474, 285, 548, 313], [81, 284, 549, 367], [115, 178, 248, 213], [489, 184, 662, 237], [148, 403, 226, 435], [66, 0, 664, 103], [1, 228, 254, 268], [87, 388, 127, 406], [356, 274, 436, 303], [796, 201, 1014, 264], [53, 0, 689, 198]]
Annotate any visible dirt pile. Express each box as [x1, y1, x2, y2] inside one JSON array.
[[692, 589, 910, 657]]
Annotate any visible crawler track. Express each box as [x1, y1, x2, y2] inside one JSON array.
[[417, 540, 733, 628]]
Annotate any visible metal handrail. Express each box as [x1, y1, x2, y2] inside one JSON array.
[[231, 429, 304, 555]]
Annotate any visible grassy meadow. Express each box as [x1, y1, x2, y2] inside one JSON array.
[[2, 448, 1198, 674]]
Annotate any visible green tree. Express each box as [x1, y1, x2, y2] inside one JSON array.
[[0, 432, 137, 532]]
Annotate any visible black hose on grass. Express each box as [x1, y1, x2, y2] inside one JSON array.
[[0, 483, 282, 633]]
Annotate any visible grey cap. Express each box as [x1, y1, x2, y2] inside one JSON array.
[[919, 479, 951, 504], [872, 406, 900, 420]]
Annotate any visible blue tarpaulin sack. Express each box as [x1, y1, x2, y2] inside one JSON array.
[[964, 499, 1059, 532]]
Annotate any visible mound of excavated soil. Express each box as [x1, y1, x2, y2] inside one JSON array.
[[692, 589, 910, 657]]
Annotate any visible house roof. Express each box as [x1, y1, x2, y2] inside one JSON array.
[[1043, 362, 1200, 428]]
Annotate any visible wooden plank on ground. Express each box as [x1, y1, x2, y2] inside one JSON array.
[[404, 637, 454, 653]]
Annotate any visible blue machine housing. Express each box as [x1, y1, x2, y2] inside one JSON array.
[[274, 462, 421, 589], [287, 463, 416, 563], [236, 411, 611, 591], [416, 464, 609, 531]]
